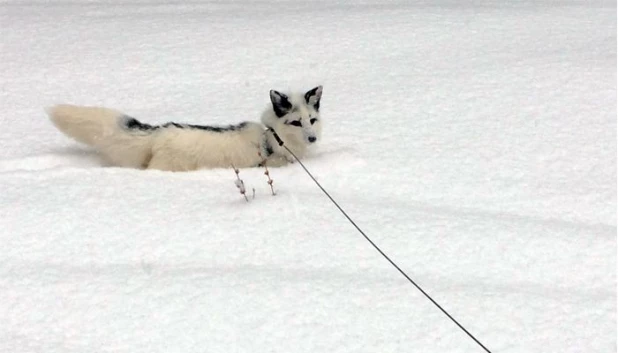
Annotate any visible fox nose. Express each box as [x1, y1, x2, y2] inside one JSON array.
[[308, 136, 317, 143]]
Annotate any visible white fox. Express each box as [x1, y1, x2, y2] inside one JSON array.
[[46, 86, 323, 172]]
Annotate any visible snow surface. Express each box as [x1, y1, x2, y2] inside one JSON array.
[[0, 0, 616, 352]]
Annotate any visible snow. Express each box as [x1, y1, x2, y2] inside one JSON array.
[[0, 0, 615, 352]]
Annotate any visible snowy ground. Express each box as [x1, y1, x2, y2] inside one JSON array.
[[0, 0, 616, 352]]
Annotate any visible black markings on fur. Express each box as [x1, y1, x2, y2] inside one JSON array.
[[162, 122, 248, 132], [257, 130, 275, 167], [123, 115, 248, 133], [265, 144, 274, 156], [304, 86, 322, 111], [262, 134, 274, 157], [270, 90, 293, 118], [123, 116, 159, 131], [162, 122, 184, 129]]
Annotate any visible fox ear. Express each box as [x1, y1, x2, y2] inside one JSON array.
[[270, 90, 293, 118], [304, 85, 323, 111]]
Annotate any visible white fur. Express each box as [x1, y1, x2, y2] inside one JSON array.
[[46, 87, 323, 172], [261, 87, 323, 163]]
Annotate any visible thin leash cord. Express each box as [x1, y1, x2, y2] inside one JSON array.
[[269, 130, 492, 353]]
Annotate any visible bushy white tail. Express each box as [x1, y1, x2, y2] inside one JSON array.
[[46, 104, 154, 168]]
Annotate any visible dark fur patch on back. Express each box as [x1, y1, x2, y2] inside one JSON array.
[[123, 116, 159, 131], [162, 122, 249, 132], [122, 115, 248, 133]]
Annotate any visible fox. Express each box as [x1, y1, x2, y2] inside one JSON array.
[[46, 86, 323, 171]]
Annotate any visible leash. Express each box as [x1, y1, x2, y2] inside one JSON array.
[[267, 128, 493, 353]]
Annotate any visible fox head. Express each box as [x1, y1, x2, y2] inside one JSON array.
[[261, 86, 323, 147]]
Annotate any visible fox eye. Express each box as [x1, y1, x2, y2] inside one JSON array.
[[288, 120, 302, 127], [310, 118, 318, 125]]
